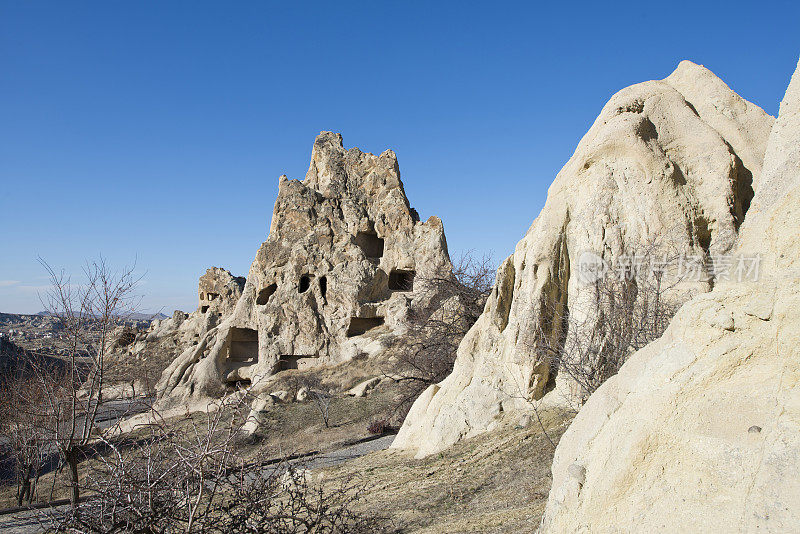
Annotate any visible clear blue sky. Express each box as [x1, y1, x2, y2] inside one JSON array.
[[1, 1, 798, 314]]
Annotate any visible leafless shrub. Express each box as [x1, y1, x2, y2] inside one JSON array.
[[389, 251, 495, 421], [52, 396, 388, 533], [366, 419, 391, 435], [3, 258, 143, 506], [532, 238, 688, 407]]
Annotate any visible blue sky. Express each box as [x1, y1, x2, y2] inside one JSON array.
[[1, 1, 798, 314]]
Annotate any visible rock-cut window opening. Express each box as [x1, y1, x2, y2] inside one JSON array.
[[207, 292, 219, 301], [319, 276, 327, 300], [346, 317, 385, 337], [299, 275, 312, 293], [355, 231, 385, 258], [201, 305, 210, 313], [228, 327, 258, 363], [256, 283, 278, 305], [388, 269, 415, 291], [278, 354, 315, 371]]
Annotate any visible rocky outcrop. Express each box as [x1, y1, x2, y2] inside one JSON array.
[[198, 267, 246, 317], [392, 61, 774, 458], [156, 133, 452, 406], [540, 56, 800, 533], [105, 267, 244, 388]]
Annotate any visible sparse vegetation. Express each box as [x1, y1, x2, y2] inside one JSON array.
[[533, 239, 686, 406], [52, 396, 389, 533], [390, 252, 495, 421], [324, 408, 574, 533]]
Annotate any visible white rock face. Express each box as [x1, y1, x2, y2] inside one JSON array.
[[540, 56, 800, 533], [155, 133, 452, 407], [392, 61, 773, 458]]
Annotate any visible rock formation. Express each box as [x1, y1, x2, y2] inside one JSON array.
[[197, 267, 246, 317], [540, 56, 800, 533], [392, 61, 774, 458], [104, 267, 244, 392], [155, 132, 452, 406]]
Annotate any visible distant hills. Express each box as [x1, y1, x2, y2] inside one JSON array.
[[33, 311, 170, 321]]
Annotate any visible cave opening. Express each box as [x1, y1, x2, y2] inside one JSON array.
[[319, 276, 327, 300], [346, 317, 385, 337], [388, 269, 415, 291], [355, 231, 385, 258], [278, 354, 316, 371], [256, 283, 278, 305], [228, 327, 258, 363], [299, 275, 312, 294]]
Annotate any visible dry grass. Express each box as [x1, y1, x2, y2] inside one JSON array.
[[247, 385, 398, 459], [0, 375, 400, 508], [1, 350, 573, 533], [321, 408, 574, 533]]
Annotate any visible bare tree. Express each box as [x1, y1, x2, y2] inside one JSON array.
[[0, 372, 49, 506], [311, 389, 334, 429], [530, 239, 688, 407], [52, 395, 389, 533], [296, 376, 335, 429], [389, 251, 495, 420], [12, 258, 142, 505]]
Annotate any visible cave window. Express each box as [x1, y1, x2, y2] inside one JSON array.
[[319, 276, 327, 300], [695, 217, 712, 254], [256, 283, 277, 305], [355, 231, 384, 258], [207, 292, 219, 301], [278, 354, 315, 371], [228, 327, 258, 363], [201, 305, 209, 313], [299, 275, 311, 293], [346, 317, 385, 337], [388, 269, 415, 291], [200, 292, 205, 300]]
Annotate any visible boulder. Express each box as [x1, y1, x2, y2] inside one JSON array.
[[392, 60, 774, 458], [156, 133, 452, 407], [242, 393, 275, 435], [270, 390, 290, 403], [345, 376, 382, 397], [540, 56, 800, 533]]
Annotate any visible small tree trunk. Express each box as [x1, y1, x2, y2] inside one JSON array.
[[65, 449, 80, 505], [17, 479, 30, 507]]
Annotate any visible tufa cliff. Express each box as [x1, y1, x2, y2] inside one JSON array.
[[392, 60, 774, 458], [540, 56, 800, 533]]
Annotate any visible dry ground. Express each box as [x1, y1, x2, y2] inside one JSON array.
[[321, 408, 574, 533], [1, 356, 574, 534]]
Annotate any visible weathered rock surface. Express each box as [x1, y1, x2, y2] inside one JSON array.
[[156, 132, 452, 406], [346, 376, 382, 397], [392, 61, 773, 458], [106, 267, 244, 388], [198, 267, 246, 318], [540, 56, 800, 533]]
